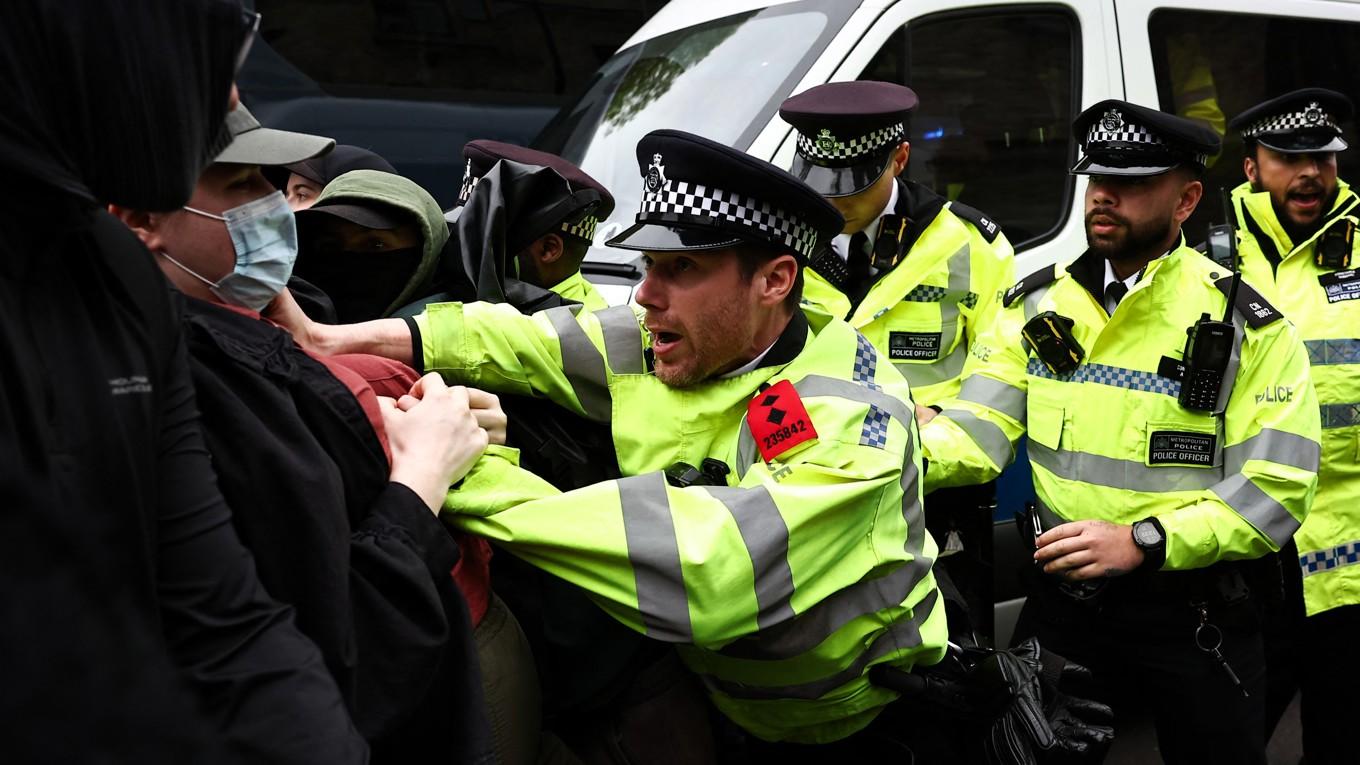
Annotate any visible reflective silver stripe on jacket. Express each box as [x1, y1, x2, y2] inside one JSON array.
[[544, 305, 612, 422], [719, 430, 930, 663], [699, 590, 940, 701], [1029, 428, 1311, 547], [937, 409, 1013, 469], [1305, 338, 1360, 366], [958, 375, 1026, 424], [618, 472, 692, 641], [893, 243, 973, 387], [702, 485, 796, 631], [596, 305, 646, 374]]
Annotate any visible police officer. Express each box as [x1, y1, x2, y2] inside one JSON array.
[[453, 140, 612, 310], [918, 100, 1320, 763], [780, 81, 1016, 639], [1228, 88, 1359, 764], [276, 129, 948, 747]]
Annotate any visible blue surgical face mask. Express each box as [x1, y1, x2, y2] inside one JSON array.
[[163, 191, 298, 311]]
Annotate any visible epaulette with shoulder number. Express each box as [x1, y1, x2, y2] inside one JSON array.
[[1214, 275, 1283, 328], [1002, 263, 1060, 308], [949, 200, 1002, 243]]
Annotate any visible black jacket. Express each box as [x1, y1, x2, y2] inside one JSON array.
[[182, 298, 493, 764], [0, 186, 367, 763]]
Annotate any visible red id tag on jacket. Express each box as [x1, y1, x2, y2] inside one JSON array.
[[748, 380, 818, 462]]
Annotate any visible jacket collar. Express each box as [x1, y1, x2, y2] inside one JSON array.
[[1233, 178, 1357, 259]]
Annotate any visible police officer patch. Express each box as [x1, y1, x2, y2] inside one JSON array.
[[1148, 431, 1217, 466], [1319, 269, 1360, 304], [889, 331, 942, 361]]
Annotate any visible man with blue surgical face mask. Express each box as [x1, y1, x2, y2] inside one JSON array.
[[112, 105, 505, 763]]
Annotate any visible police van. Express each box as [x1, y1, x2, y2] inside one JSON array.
[[535, 0, 1360, 645]]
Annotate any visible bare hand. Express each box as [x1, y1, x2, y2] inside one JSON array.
[[1034, 520, 1144, 580], [397, 381, 506, 445], [264, 288, 319, 351], [915, 403, 938, 427], [381, 374, 490, 514]]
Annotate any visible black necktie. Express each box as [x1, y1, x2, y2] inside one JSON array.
[[847, 231, 871, 286], [1105, 280, 1128, 311]]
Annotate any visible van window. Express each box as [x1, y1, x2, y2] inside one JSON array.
[[863, 8, 1078, 249], [252, 0, 666, 103], [1149, 10, 1360, 242]]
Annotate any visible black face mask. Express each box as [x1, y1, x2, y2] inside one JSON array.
[[294, 246, 423, 323]]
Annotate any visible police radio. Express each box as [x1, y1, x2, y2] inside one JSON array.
[[1178, 201, 1239, 413], [1316, 219, 1354, 270]]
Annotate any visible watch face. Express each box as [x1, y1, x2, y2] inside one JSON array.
[[1134, 521, 1164, 547]]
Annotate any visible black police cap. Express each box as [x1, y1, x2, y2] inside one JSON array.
[[779, 81, 918, 197], [1229, 88, 1353, 154], [1071, 100, 1220, 177], [606, 129, 843, 261], [458, 139, 615, 242]]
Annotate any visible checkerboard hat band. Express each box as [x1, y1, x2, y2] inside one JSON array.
[[1085, 116, 1209, 166], [639, 180, 821, 259], [1243, 103, 1341, 138], [797, 123, 905, 164], [458, 159, 480, 204], [561, 215, 598, 242]]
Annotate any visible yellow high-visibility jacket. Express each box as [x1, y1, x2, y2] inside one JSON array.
[[414, 303, 946, 743], [802, 180, 1015, 407], [1234, 179, 1360, 614], [922, 242, 1319, 570], [548, 270, 609, 312]]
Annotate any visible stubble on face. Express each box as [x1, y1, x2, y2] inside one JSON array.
[[1084, 206, 1173, 263], [651, 290, 753, 388]]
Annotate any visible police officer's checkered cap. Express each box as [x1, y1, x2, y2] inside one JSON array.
[[1074, 99, 1220, 170], [640, 181, 819, 259], [1230, 88, 1354, 139], [1242, 106, 1340, 138], [1085, 115, 1209, 167], [614, 129, 843, 260], [459, 163, 600, 242], [795, 123, 905, 163]]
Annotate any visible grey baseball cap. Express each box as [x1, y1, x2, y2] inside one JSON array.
[[213, 104, 334, 166]]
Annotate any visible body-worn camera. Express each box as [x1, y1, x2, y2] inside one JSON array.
[[1021, 311, 1084, 375], [1316, 219, 1354, 270], [664, 458, 731, 488]]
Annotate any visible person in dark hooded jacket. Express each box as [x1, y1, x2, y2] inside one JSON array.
[[111, 102, 500, 765], [283, 144, 398, 211], [0, 1, 365, 762]]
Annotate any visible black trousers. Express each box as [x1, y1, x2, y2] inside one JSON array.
[[1298, 602, 1360, 764], [926, 482, 996, 645], [1013, 569, 1267, 765]]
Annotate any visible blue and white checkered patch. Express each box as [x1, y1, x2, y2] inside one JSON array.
[[902, 285, 979, 308], [1306, 338, 1360, 366], [860, 405, 891, 448], [1301, 541, 1360, 577], [1321, 402, 1360, 429], [853, 333, 880, 389], [1027, 358, 1182, 398]]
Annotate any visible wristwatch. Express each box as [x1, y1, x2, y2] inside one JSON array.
[[1131, 517, 1167, 570]]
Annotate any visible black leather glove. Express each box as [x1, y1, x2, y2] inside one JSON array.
[[979, 638, 1114, 765]]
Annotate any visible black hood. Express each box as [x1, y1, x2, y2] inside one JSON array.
[[447, 159, 602, 312], [0, 0, 253, 211]]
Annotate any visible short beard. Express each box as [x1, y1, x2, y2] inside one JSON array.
[[652, 294, 753, 389], [1085, 209, 1173, 263]]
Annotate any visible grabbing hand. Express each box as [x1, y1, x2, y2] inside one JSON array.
[[382, 374, 490, 514], [1034, 520, 1144, 580], [915, 403, 939, 427], [264, 288, 320, 352]]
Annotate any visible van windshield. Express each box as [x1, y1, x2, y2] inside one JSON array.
[[535, 1, 853, 252]]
